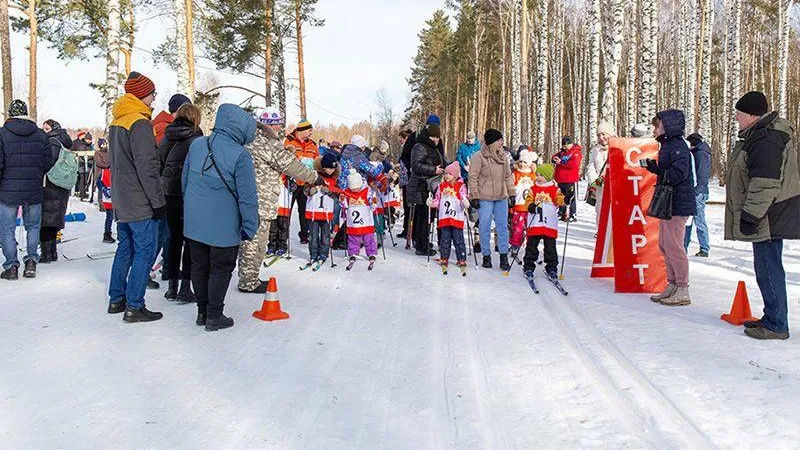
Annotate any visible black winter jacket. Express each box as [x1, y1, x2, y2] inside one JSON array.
[[407, 129, 446, 205], [654, 110, 696, 217], [691, 141, 711, 196], [41, 128, 74, 228], [0, 118, 53, 206], [158, 117, 203, 197]]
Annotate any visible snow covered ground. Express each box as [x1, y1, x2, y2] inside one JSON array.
[[2, 185, 799, 449]]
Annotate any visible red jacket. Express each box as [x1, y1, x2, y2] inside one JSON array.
[[553, 144, 583, 184], [153, 111, 174, 145]]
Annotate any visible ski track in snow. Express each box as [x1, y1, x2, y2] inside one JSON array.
[[3, 183, 800, 449]]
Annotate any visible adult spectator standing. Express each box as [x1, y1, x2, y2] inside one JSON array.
[[645, 109, 696, 307], [153, 94, 192, 145], [726, 91, 799, 340], [106, 72, 166, 323], [467, 129, 515, 271], [72, 131, 94, 199], [552, 136, 583, 222], [370, 140, 391, 163], [158, 103, 204, 303], [39, 119, 76, 264], [396, 129, 413, 239], [184, 104, 260, 331], [684, 133, 712, 257], [0, 100, 53, 280], [408, 123, 445, 256], [94, 138, 115, 243], [237, 108, 319, 294], [285, 119, 319, 244], [586, 123, 616, 227]]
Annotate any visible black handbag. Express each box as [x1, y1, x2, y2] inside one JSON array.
[[647, 178, 673, 220]]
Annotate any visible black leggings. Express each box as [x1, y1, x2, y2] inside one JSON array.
[[40, 226, 59, 242], [165, 195, 191, 280], [189, 240, 239, 319]]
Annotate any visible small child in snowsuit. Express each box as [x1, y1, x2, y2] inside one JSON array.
[[341, 172, 379, 264], [304, 153, 341, 263], [428, 162, 470, 270], [367, 161, 390, 244], [96, 167, 115, 243], [522, 163, 565, 279], [510, 149, 539, 257], [267, 175, 293, 256]]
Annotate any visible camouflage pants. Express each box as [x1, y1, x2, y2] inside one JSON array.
[[237, 218, 272, 291]]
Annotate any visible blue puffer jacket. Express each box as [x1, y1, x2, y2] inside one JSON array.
[[691, 141, 711, 196], [456, 140, 481, 182], [337, 144, 383, 190], [0, 118, 52, 206], [655, 110, 696, 217], [183, 104, 259, 247]]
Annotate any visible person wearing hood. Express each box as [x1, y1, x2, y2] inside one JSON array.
[[587, 123, 617, 228], [467, 129, 516, 271], [644, 109, 696, 307], [684, 133, 712, 257], [39, 119, 77, 264], [409, 123, 446, 256], [183, 104, 259, 331], [106, 72, 167, 323], [370, 139, 391, 163], [0, 100, 53, 280], [456, 131, 481, 184], [726, 92, 799, 340], [236, 107, 320, 294], [158, 103, 204, 303]]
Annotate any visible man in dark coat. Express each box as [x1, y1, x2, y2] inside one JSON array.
[[684, 133, 712, 257], [726, 91, 799, 340], [72, 131, 94, 199], [408, 123, 445, 256], [0, 100, 53, 279]]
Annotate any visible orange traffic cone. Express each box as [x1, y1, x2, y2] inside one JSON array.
[[252, 277, 290, 321], [721, 281, 758, 326]]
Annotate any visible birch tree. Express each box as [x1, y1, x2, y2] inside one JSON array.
[[600, 0, 624, 126], [697, 0, 714, 139], [174, 0, 191, 97], [777, 0, 792, 117], [536, 0, 549, 148], [510, 0, 522, 149], [723, 0, 742, 177], [638, 0, 658, 123], [0, 0, 10, 111], [625, 0, 638, 131], [684, 0, 698, 132], [106, 0, 123, 127], [587, 0, 601, 147]]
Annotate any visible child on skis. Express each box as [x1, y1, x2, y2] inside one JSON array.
[[267, 175, 293, 256], [510, 149, 539, 259], [522, 163, 565, 280], [341, 172, 378, 268], [427, 162, 470, 274], [303, 153, 341, 267], [96, 165, 115, 244]]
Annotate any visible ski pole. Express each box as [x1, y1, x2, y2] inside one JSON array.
[[464, 209, 479, 267], [286, 185, 293, 260], [406, 204, 415, 250], [375, 213, 387, 261], [559, 212, 571, 280], [379, 195, 397, 247], [426, 210, 436, 266], [505, 213, 536, 276]]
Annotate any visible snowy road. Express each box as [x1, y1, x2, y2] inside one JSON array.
[[2, 187, 799, 449]]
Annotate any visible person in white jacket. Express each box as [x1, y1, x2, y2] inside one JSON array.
[[586, 122, 616, 228]]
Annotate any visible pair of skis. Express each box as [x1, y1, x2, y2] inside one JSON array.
[[298, 260, 326, 272], [346, 257, 375, 271], [524, 271, 568, 296], [262, 252, 291, 268], [441, 264, 467, 277], [63, 250, 116, 261]]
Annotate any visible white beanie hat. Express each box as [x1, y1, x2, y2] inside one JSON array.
[[597, 122, 616, 137], [630, 123, 650, 138], [351, 134, 368, 149], [379, 140, 390, 154], [347, 172, 364, 190], [518, 149, 538, 166]]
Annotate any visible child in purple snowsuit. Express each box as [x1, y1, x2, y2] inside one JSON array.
[[341, 172, 378, 263]]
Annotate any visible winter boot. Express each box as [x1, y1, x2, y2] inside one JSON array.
[[499, 254, 510, 271], [650, 283, 677, 302], [103, 232, 116, 244], [473, 240, 482, 254], [108, 299, 127, 314], [196, 309, 207, 326], [695, 250, 709, 257], [1, 266, 18, 280], [482, 255, 492, 269], [164, 279, 179, 300], [50, 240, 59, 262], [205, 315, 234, 332], [39, 241, 52, 264], [743, 318, 764, 329], [744, 326, 790, 340], [176, 279, 196, 303], [23, 260, 36, 278], [239, 281, 268, 294], [660, 286, 691, 306], [147, 276, 160, 290], [122, 306, 164, 323]]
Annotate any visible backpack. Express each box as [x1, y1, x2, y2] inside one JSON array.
[[47, 144, 79, 190]]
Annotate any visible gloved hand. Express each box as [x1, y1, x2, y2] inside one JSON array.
[[470, 199, 480, 210], [461, 199, 471, 210], [240, 230, 252, 241], [152, 206, 166, 220], [508, 196, 516, 208], [527, 202, 538, 214], [426, 197, 434, 208], [307, 187, 318, 197], [314, 175, 326, 186], [320, 186, 330, 194], [645, 159, 662, 175], [740, 210, 759, 236]]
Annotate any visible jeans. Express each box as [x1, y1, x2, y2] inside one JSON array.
[[189, 239, 239, 320], [684, 193, 710, 253], [438, 226, 466, 262], [309, 220, 332, 261], [0, 203, 41, 269], [154, 217, 171, 278], [478, 200, 510, 256], [108, 219, 158, 309], [753, 240, 789, 333], [165, 196, 191, 280], [658, 216, 689, 287], [104, 210, 114, 234]]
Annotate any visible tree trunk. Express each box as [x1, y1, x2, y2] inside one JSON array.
[[536, 0, 549, 149], [722, 0, 742, 182], [27, 0, 37, 121], [626, 0, 638, 133], [0, 0, 11, 112], [600, 0, 624, 127], [274, 28, 287, 120], [778, 0, 792, 117], [470, 20, 482, 133], [105, 0, 122, 128], [295, 1, 307, 118], [265, 0, 274, 105], [587, 0, 601, 148], [186, 0, 196, 98], [697, 0, 714, 140], [175, 0, 191, 97], [520, 0, 529, 143], [510, 0, 522, 149], [684, 0, 698, 132], [638, 0, 658, 123]]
